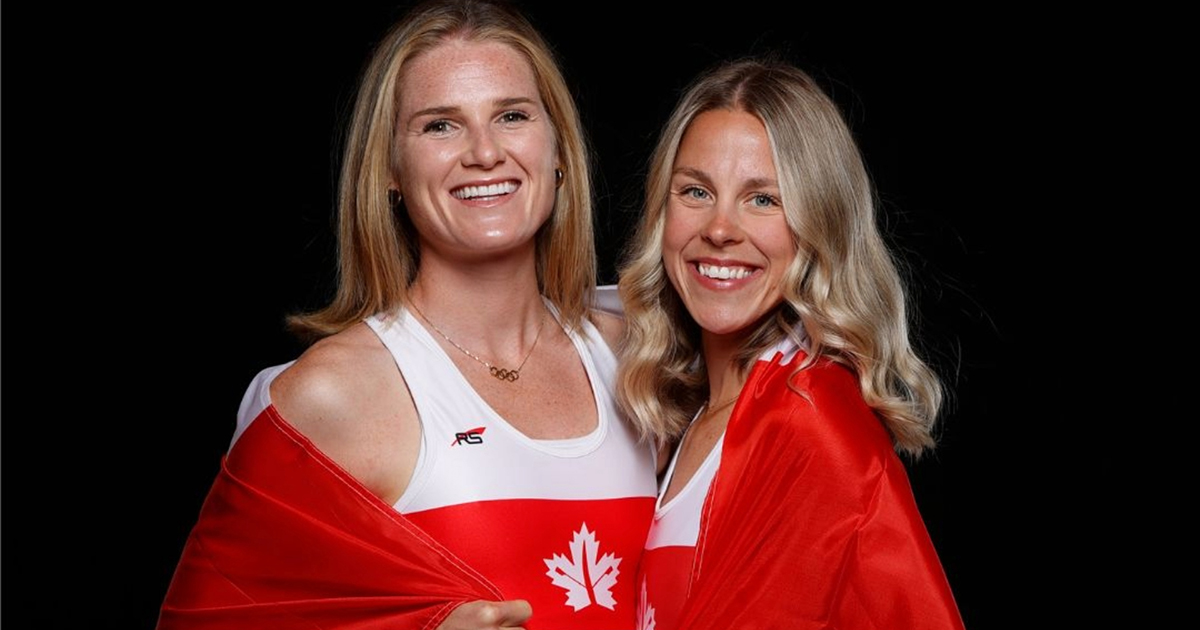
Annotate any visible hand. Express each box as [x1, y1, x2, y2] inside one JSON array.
[[437, 599, 533, 630]]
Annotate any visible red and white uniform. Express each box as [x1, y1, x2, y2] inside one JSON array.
[[636, 337, 964, 630], [636, 421, 721, 630], [229, 304, 657, 630]]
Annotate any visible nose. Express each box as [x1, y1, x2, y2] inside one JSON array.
[[701, 201, 742, 246], [464, 127, 505, 168]]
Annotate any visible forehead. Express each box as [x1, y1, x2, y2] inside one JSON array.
[[399, 39, 540, 109], [676, 109, 776, 178]]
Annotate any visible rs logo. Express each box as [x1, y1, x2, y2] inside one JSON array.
[[451, 427, 486, 446]]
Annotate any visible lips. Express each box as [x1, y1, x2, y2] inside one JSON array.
[[451, 180, 518, 200]]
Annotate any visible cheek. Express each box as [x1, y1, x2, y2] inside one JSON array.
[[753, 215, 797, 264], [396, 135, 460, 175], [772, 233, 799, 268], [512, 127, 557, 168], [661, 252, 682, 288], [764, 236, 798, 300], [768, 237, 797, 265], [517, 135, 559, 197], [394, 144, 428, 190], [660, 212, 692, 292], [661, 207, 692, 255]]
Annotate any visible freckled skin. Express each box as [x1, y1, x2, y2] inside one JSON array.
[[395, 39, 559, 264]]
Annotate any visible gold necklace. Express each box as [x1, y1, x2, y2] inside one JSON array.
[[678, 392, 742, 455], [410, 302, 547, 383], [702, 393, 740, 420]]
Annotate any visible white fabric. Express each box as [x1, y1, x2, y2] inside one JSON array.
[[232, 361, 293, 448], [366, 303, 656, 511], [644, 423, 723, 550]]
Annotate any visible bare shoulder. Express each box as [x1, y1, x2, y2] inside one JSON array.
[[587, 284, 626, 351], [271, 323, 397, 422], [588, 308, 626, 352], [270, 322, 419, 503]]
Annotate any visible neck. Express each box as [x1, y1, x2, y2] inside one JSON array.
[[418, 239, 540, 289], [705, 362, 748, 413], [700, 352, 744, 417], [412, 247, 542, 308], [408, 261, 548, 360], [701, 331, 751, 412]]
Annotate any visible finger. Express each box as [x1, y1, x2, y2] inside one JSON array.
[[491, 599, 532, 626], [439, 599, 533, 630]]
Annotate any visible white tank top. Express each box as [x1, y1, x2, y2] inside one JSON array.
[[364, 305, 656, 511]]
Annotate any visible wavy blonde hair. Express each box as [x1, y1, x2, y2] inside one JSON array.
[[617, 58, 943, 459], [288, 0, 595, 340]]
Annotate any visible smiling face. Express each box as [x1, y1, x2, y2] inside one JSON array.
[[662, 108, 798, 340], [393, 38, 558, 263]]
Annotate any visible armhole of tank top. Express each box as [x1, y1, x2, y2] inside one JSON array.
[[365, 312, 433, 514], [549, 309, 611, 448], [392, 423, 430, 514]]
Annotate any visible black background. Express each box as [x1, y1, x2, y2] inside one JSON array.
[[8, 2, 1135, 628]]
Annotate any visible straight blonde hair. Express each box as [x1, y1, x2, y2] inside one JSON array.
[[289, 0, 596, 340]]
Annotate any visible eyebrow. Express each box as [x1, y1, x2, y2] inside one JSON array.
[[672, 166, 712, 185], [408, 97, 540, 120], [742, 176, 779, 189], [409, 105, 458, 120], [497, 96, 538, 108], [672, 167, 778, 190]]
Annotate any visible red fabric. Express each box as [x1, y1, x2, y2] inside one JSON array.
[[676, 350, 965, 630], [157, 407, 501, 630]]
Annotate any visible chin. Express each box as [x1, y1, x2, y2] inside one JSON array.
[[694, 318, 757, 338]]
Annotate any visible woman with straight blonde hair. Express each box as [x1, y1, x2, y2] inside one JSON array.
[[158, 2, 657, 628]]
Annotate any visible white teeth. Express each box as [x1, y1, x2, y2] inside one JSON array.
[[453, 182, 517, 199], [697, 263, 752, 280]]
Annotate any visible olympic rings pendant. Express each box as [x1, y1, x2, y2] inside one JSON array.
[[490, 367, 521, 382]]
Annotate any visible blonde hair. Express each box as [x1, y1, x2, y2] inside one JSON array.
[[288, 0, 595, 340], [617, 57, 943, 459]]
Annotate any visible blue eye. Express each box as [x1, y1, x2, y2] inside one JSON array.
[[682, 186, 709, 200], [751, 194, 779, 208], [423, 120, 452, 134]]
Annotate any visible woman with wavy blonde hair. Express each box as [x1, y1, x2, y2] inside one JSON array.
[[619, 57, 964, 629]]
